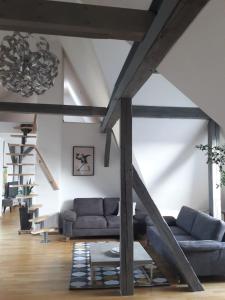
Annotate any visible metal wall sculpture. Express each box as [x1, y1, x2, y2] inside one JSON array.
[[0, 32, 59, 97]]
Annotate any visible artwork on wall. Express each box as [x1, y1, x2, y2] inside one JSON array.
[[73, 146, 94, 176]]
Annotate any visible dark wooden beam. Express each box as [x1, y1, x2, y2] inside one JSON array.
[[132, 166, 204, 292], [208, 119, 221, 218], [104, 129, 112, 167], [133, 106, 210, 119], [120, 99, 133, 295], [0, 102, 106, 117], [101, 0, 209, 132], [0, 0, 155, 41]]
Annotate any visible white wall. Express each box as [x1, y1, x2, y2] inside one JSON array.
[[60, 122, 120, 211], [36, 40, 63, 226], [90, 39, 210, 215], [133, 118, 208, 216]]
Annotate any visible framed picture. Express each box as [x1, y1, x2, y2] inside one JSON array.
[[73, 146, 94, 176]]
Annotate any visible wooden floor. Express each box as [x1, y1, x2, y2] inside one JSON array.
[[0, 208, 225, 300]]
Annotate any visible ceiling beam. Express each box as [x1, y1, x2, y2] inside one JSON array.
[[0, 0, 155, 41], [0, 102, 107, 117], [0, 102, 210, 120], [101, 0, 209, 132], [133, 106, 209, 120]]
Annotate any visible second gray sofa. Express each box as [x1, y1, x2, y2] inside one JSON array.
[[62, 198, 120, 238]]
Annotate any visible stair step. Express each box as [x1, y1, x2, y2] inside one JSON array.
[[7, 163, 36, 166], [28, 204, 42, 212], [9, 183, 38, 188], [31, 228, 58, 235], [8, 173, 35, 176], [29, 215, 49, 224], [10, 135, 37, 138], [16, 194, 38, 199], [8, 144, 36, 147], [6, 153, 34, 156]]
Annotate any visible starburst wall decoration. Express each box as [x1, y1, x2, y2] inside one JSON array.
[[0, 32, 59, 97]]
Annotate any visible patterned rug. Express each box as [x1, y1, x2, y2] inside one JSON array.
[[70, 242, 169, 289]]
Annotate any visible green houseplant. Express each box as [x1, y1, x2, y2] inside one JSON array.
[[197, 144, 225, 187], [23, 178, 35, 196]]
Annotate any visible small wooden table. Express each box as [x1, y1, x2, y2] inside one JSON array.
[[89, 241, 153, 283]]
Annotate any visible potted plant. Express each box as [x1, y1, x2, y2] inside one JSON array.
[[196, 144, 225, 187]]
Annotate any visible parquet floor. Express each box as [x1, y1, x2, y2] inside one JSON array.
[[0, 208, 225, 300]]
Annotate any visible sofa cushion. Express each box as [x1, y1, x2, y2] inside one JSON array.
[[74, 198, 104, 216], [74, 216, 107, 229], [176, 206, 198, 233], [106, 216, 120, 228], [169, 226, 187, 236], [179, 240, 224, 252], [104, 198, 119, 216], [175, 235, 198, 241], [62, 210, 77, 222], [164, 216, 177, 226], [191, 212, 225, 241]]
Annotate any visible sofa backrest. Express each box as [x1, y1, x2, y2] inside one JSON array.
[[73, 198, 104, 216], [103, 198, 119, 216], [191, 211, 225, 242], [176, 206, 198, 233]]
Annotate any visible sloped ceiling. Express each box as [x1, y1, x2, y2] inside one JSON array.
[[158, 0, 225, 130]]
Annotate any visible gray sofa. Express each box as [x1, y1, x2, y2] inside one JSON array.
[[62, 198, 120, 238], [147, 206, 225, 277]]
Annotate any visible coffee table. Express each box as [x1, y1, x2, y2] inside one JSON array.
[[89, 241, 153, 283]]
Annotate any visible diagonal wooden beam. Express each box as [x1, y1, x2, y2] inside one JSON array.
[[132, 106, 210, 119], [101, 0, 209, 132], [0, 0, 154, 41], [132, 166, 204, 292]]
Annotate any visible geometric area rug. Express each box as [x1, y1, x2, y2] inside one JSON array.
[[70, 242, 169, 289]]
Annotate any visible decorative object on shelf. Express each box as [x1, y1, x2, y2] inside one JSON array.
[[23, 179, 34, 196], [197, 144, 225, 187], [73, 146, 94, 176], [0, 32, 59, 97]]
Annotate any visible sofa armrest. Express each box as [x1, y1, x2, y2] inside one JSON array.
[[163, 216, 177, 226], [62, 210, 77, 222], [63, 220, 73, 237], [179, 240, 224, 252]]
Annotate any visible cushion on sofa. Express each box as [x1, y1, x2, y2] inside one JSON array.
[[62, 210, 77, 222], [164, 216, 177, 226], [191, 212, 225, 241], [176, 206, 198, 233], [104, 198, 119, 216], [74, 216, 107, 229], [175, 235, 198, 241], [106, 216, 120, 228], [179, 240, 224, 252], [74, 198, 104, 216], [169, 226, 188, 236]]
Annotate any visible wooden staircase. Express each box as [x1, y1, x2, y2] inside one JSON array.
[[7, 122, 58, 241]]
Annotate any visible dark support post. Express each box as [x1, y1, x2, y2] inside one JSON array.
[[208, 119, 221, 218], [104, 129, 112, 167], [132, 166, 204, 292], [120, 98, 133, 296]]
